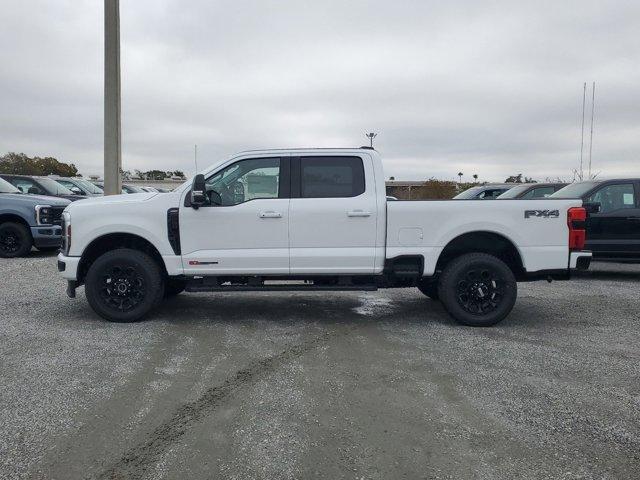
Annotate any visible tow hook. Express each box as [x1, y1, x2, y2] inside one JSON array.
[[66, 281, 77, 298]]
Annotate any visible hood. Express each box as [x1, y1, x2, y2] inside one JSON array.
[[0, 192, 71, 207], [67, 192, 157, 208]]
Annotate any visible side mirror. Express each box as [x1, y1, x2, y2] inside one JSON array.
[[190, 174, 207, 209]]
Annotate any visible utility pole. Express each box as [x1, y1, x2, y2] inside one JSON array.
[[578, 82, 586, 181], [588, 81, 596, 179], [104, 0, 122, 195]]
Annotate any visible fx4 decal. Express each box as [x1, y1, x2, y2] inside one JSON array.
[[524, 209, 560, 219]]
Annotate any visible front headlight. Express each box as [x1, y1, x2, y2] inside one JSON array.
[[35, 205, 53, 225], [61, 211, 71, 255]]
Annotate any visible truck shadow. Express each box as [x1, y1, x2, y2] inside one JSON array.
[[156, 292, 455, 328], [575, 269, 640, 282]]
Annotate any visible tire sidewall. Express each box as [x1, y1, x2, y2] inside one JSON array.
[[85, 248, 164, 322], [0, 222, 32, 258], [438, 253, 517, 327]]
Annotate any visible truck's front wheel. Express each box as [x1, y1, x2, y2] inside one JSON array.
[[85, 248, 164, 322], [438, 253, 517, 327], [0, 222, 32, 258]]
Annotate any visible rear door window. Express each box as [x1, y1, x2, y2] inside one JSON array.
[[300, 156, 365, 198]]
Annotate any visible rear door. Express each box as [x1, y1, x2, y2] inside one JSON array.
[[584, 181, 640, 257], [288, 155, 378, 273]]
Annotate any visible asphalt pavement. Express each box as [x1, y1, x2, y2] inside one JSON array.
[[1, 252, 639, 479]]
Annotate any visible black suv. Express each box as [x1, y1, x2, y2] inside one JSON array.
[[0, 174, 87, 201], [550, 179, 640, 262]]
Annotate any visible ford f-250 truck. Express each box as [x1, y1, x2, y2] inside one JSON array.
[[57, 148, 592, 326], [0, 176, 70, 257]]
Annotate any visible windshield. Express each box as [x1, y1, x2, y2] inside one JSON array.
[[124, 184, 144, 193], [37, 177, 74, 195], [453, 187, 484, 199], [0, 177, 20, 193], [496, 184, 532, 199], [549, 181, 600, 199], [75, 178, 103, 194]]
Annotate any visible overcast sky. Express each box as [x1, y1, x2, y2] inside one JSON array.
[[1, 0, 639, 181]]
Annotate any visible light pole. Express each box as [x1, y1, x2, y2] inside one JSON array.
[[104, 0, 122, 195]]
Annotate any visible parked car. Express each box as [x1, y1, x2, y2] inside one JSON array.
[[140, 186, 160, 193], [0, 176, 70, 257], [57, 148, 591, 327], [453, 184, 514, 200], [52, 177, 103, 197], [1, 174, 86, 201], [550, 179, 640, 262], [496, 183, 567, 199], [91, 181, 145, 194]]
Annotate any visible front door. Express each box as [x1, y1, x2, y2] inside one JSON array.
[[585, 181, 640, 258], [288, 155, 379, 274], [180, 156, 290, 275]]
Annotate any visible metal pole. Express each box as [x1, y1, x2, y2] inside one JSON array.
[[579, 82, 586, 180], [588, 81, 595, 178], [104, 0, 122, 195]]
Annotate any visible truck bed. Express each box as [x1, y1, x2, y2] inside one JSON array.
[[386, 199, 583, 275]]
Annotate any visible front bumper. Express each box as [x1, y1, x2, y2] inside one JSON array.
[[31, 225, 63, 248], [57, 253, 81, 281]]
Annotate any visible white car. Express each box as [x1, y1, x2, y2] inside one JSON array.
[[57, 148, 591, 326]]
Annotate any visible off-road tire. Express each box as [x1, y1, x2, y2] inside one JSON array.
[[438, 252, 517, 327], [0, 222, 32, 258], [85, 248, 164, 322]]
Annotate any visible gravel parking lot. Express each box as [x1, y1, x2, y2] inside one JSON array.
[[1, 253, 639, 480]]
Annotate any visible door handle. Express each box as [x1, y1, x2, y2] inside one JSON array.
[[259, 211, 282, 218], [347, 210, 372, 217]]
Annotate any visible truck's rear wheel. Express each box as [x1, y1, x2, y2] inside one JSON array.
[[438, 252, 517, 327], [0, 222, 32, 258], [417, 279, 439, 300], [85, 248, 164, 322]]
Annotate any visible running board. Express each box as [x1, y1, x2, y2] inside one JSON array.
[[185, 278, 378, 293]]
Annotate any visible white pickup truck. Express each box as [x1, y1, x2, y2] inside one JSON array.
[[57, 148, 592, 326]]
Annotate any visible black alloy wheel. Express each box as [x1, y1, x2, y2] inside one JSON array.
[[455, 267, 504, 315], [438, 252, 517, 327], [85, 248, 164, 322], [99, 264, 147, 312], [0, 222, 32, 258]]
